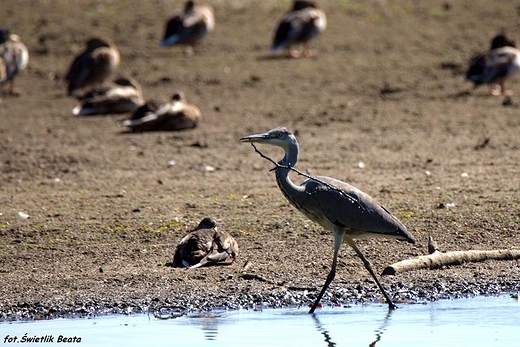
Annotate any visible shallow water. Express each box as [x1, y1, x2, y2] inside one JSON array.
[[2, 295, 518, 346]]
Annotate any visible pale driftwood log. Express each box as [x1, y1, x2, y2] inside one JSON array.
[[382, 236, 520, 276]]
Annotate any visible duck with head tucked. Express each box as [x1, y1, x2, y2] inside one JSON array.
[[0, 28, 29, 95], [173, 218, 239, 268], [71, 77, 145, 116], [271, 1, 327, 58], [159, 0, 215, 51], [120, 91, 201, 132], [65, 37, 120, 97], [466, 32, 520, 96]]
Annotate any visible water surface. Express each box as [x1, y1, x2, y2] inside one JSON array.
[[2, 295, 518, 346]]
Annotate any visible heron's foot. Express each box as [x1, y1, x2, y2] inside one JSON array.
[[308, 301, 322, 314]]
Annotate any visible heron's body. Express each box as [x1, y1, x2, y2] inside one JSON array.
[[120, 91, 201, 132], [72, 77, 144, 116], [65, 37, 120, 96], [271, 1, 327, 58], [466, 34, 520, 95], [0, 30, 29, 94], [240, 127, 415, 313], [160, 1, 215, 49], [173, 218, 239, 269], [277, 173, 411, 241]]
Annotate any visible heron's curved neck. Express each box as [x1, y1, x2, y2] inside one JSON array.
[[275, 139, 306, 204]]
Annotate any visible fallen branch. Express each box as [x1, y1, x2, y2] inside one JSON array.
[[382, 236, 520, 275]]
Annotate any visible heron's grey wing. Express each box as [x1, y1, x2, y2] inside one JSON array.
[[300, 176, 411, 240]]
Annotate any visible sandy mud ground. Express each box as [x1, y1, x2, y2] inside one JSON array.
[[0, 0, 519, 320]]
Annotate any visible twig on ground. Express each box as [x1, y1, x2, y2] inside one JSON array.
[[382, 236, 520, 275]]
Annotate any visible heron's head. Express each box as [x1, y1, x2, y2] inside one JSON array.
[[239, 127, 296, 150]]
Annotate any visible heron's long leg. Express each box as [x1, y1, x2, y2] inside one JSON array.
[[309, 229, 345, 314], [346, 239, 397, 310]]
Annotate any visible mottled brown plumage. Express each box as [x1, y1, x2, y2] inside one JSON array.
[[160, 0, 215, 49], [65, 37, 120, 96], [466, 33, 520, 95], [120, 91, 201, 132], [173, 218, 239, 268], [271, 1, 327, 58], [0, 29, 29, 94], [71, 77, 144, 116]]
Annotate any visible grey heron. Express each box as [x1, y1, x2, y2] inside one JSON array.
[[240, 127, 416, 313]]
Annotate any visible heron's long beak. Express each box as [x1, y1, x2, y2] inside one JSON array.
[[239, 132, 270, 142]]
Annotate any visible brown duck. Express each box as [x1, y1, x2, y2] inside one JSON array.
[[65, 37, 120, 96], [271, 1, 327, 58], [119, 91, 201, 132], [173, 218, 239, 268], [466, 33, 520, 96], [159, 0, 215, 49], [0, 28, 29, 94], [72, 77, 144, 116]]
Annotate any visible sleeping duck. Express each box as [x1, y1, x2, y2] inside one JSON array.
[[466, 33, 520, 95], [173, 218, 239, 268], [71, 77, 145, 116], [120, 91, 201, 132], [0, 28, 29, 95], [271, 1, 327, 58], [65, 37, 120, 96], [159, 0, 215, 50]]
